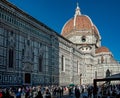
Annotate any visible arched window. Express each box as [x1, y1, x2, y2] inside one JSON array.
[[8, 48, 14, 68], [77, 61, 79, 73], [39, 55, 43, 72], [61, 55, 65, 71], [32, 52, 34, 61], [22, 49, 24, 58], [101, 56, 104, 63]]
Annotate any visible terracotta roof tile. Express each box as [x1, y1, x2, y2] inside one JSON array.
[[95, 47, 110, 54], [61, 15, 98, 37]]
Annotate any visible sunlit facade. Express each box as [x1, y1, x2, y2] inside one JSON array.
[[0, 0, 120, 86]]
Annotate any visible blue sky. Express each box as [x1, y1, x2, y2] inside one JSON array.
[[8, 0, 120, 61]]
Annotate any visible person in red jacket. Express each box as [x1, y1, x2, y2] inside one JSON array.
[[0, 92, 3, 98]]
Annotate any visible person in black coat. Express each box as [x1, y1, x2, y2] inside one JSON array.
[[35, 90, 43, 98], [75, 87, 80, 98], [45, 89, 51, 98]]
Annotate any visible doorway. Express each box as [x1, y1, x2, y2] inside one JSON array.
[[25, 73, 31, 84]]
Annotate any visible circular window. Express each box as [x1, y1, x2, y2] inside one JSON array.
[[81, 36, 86, 42]]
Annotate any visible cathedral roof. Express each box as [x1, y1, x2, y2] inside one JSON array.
[[61, 3, 100, 38], [95, 46, 110, 54], [61, 15, 93, 36]]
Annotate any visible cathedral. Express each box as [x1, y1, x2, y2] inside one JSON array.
[[0, 0, 120, 86]]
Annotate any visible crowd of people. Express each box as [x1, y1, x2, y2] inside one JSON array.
[[97, 84, 120, 98], [0, 85, 65, 98], [0, 84, 120, 98]]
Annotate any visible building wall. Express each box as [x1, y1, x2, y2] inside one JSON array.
[[0, 0, 59, 86], [0, 0, 120, 86], [59, 37, 83, 85]]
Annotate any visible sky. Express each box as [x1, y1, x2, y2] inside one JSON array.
[[8, 0, 120, 61]]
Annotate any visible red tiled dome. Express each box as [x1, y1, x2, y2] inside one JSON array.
[[95, 47, 110, 54], [61, 3, 100, 40], [61, 15, 93, 36], [93, 25, 99, 37]]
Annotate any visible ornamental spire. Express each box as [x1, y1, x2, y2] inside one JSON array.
[[74, 2, 81, 27], [75, 2, 81, 16]]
